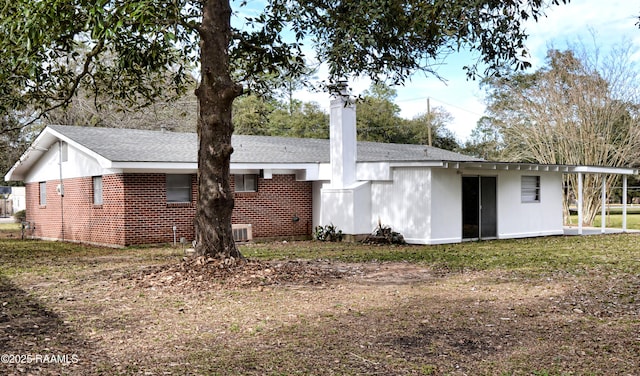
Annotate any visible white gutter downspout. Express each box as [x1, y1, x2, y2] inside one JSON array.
[[58, 141, 65, 242]]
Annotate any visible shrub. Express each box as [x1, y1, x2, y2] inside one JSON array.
[[313, 224, 343, 242], [13, 210, 26, 223], [365, 221, 405, 245]]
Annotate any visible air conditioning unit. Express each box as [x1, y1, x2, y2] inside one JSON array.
[[232, 224, 253, 242]]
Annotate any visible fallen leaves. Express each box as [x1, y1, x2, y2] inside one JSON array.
[[128, 256, 355, 292]]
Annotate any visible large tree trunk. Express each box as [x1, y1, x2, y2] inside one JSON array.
[[193, 0, 243, 260]]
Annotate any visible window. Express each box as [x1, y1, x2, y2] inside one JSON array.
[[166, 174, 192, 203], [521, 176, 540, 203], [234, 174, 258, 192], [39, 182, 46, 206], [93, 176, 103, 205]]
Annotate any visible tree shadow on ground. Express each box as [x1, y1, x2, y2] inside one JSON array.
[[0, 275, 99, 375]]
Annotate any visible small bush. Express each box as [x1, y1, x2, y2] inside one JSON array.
[[313, 224, 343, 242], [13, 210, 26, 223]]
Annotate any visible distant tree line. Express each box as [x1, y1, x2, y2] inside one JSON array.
[[233, 82, 461, 150]]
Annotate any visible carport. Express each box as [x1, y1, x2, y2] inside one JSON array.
[[570, 166, 639, 235]]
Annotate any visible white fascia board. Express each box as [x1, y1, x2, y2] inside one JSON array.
[[6, 126, 120, 181], [356, 162, 392, 181], [111, 162, 198, 174], [456, 161, 639, 175], [4, 129, 55, 181], [106, 162, 323, 179], [4, 128, 80, 181], [318, 163, 332, 180], [231, 163, 321, 181], [569, 165, 639, 175], [389, 161, 447, 168]]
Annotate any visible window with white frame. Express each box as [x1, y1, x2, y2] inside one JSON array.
[[39, 182, 46, 206], [234, 174, 258, 192], [166, 174, 192, 203], [93, 176, 103, 205], [521, 176, 541, 203]]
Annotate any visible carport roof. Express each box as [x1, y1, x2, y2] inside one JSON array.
[[448, 161, 639, 175]]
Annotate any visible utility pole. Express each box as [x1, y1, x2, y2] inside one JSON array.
[[427, 97, 432, 147]]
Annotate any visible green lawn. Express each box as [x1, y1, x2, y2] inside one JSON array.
[[0, 221, 20, 231], [568, 213, 640, 230]]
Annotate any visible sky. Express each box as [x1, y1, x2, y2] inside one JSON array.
[[291, 0, 640, 143]]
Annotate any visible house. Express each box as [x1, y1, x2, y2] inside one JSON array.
[[1, 186, 26, 217], [4, 95, 638, 247]]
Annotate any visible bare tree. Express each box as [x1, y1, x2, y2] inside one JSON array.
[[485, 41, 640, 225], [44, 86, 198, 133]]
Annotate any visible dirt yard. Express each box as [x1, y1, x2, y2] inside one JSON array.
[[1, 237, 639, 375]]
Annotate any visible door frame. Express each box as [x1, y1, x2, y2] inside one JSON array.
[[462, 175, 498, 241]]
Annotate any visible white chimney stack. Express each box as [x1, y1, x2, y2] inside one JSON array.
[[329, 82, 357, 188], [320, 81, 371, 237]]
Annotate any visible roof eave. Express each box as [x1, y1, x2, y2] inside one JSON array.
[[3, 129, 58, 181], [455, 161, 639, 175]]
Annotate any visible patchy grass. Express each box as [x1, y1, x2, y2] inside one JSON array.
[[244, 234, 640, 275], [1, 235, 639, 375]]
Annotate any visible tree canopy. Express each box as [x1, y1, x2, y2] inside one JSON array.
[[1, 0, 568, 259]]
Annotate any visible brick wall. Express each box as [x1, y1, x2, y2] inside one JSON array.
[[231, 174, 313, 238], [24, 173, 312, 246], [121, 173, 197, 246], [25, 175, 126, 246]]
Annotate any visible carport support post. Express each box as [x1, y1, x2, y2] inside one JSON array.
[[577, 172, 583, 235], [623, 175, 628, 232], [601, 175, 606, 234]]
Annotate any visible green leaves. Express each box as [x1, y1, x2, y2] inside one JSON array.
[[0, 0, 568, 124], [0, 0, 196, 122], [287, 0, 567, 84]]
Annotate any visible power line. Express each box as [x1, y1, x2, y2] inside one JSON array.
[[397, 95, 485, 118]]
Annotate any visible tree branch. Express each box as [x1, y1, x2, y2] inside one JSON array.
[[24, 39, 105, 127]]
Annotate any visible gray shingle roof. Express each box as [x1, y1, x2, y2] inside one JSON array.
[[49, 125, 481, 164]]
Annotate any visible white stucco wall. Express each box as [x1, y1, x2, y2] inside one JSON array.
[[369, 167, 564, 245], [320, 181, 371, 235], [429, 169, 564, 243], [370, 167, 431, 243], [495, 171, 564, 238], [430, 168, 463, 244], [312, 181, 326, 230]]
